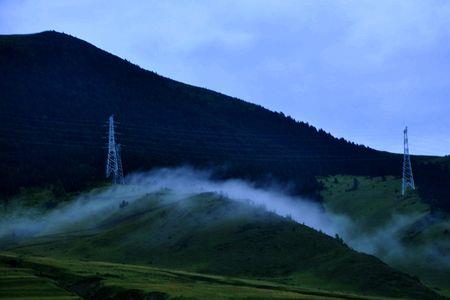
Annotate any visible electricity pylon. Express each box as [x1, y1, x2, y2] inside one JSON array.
[[402, 126, 414, 196], [106, 115, 125, 184]]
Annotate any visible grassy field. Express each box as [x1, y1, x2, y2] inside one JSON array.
[[0, 252, 406, 300], [319, 175, 450, 297], [0, 259, 80, 299]]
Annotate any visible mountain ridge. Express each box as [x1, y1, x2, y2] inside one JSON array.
[[1, 30, 449, 213], [0, 30, 400, 196]]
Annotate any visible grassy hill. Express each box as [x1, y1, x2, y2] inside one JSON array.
[[1, 188, 442, 300], [320, 175, 450, 296]]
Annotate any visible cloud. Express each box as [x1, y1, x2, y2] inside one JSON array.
[[138, 167, 449, 271], [325, 1, 450, 65], [1, 167, 448, 274], [0, 167, 341, 240]]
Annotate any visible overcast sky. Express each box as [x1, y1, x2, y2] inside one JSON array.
[[1, 1, 449, 155]]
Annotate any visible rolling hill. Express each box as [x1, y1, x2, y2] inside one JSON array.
[[1, 188, 442, 299]]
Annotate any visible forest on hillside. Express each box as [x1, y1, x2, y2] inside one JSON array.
[[1, 31, 449, 212]]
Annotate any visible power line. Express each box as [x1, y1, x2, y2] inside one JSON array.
[[0, 113, 446, 165], [2, 112, 448, 154]]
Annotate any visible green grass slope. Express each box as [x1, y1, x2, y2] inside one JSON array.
[[0, 258, 80, 299], [320, 176, 429, 230], [320, 175, 450, 296], [0, 253, 397, 300], [3, 190, 442, 299]]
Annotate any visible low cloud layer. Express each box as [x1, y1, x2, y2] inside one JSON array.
[[1, 166, 449, 270], [0, 167, 342, 239]]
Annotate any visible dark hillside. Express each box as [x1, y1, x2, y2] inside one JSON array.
[[414, 157, 450, 212], [0, 31, 447, 206]]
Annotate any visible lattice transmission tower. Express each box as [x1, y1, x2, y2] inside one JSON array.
[[402, 126, 415, 196], [106, 115, 125, 184]]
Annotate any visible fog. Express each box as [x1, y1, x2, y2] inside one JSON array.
[[0, 167, 343, 239], [1, 166, 448, 269]]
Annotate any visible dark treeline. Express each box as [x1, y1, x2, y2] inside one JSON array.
[[414, 157, 450, 212], [0, 31, 448, 211]]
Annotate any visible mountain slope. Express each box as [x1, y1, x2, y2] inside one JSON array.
[[4, 191, 441, 299], [0, 31, 400, 197], [1, 30, 449, 211]]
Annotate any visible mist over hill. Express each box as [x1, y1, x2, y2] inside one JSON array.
[[0, 31, 449, 211], [1, 167, 443, 300]]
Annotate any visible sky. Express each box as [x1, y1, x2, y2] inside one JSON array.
[[1, 1, 449, 155]]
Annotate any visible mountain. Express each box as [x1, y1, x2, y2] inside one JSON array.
[[2, 189, 442, 299], [0, 30, 449, 209], [0, 31, 401, 197]]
